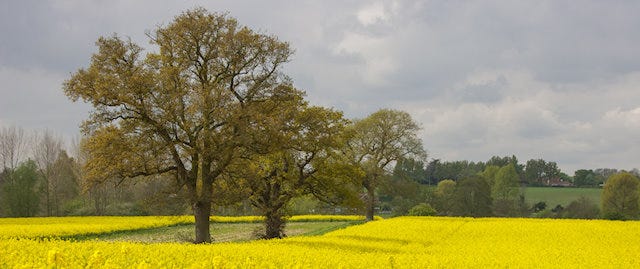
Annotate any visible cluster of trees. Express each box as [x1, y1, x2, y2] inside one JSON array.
[[392, 163, 640, 221], [573, 168, 639, 187], [0, 126, 189, 218], [377, 154, 640, 220], [62, 8, 426, 243], [425, 156, 638, 188], [0, 127, 79, 217], [423, 164, 526, 217]]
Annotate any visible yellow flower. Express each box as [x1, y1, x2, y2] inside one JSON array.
[[47, 248, 66, 268]]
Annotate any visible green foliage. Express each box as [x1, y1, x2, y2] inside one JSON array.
[[524, 159, 563, 186], [601, 172, 640, 220], [487, 155, 524, 175], [491, 164, 520, 216], [562, 196, 600, 219], [433, 179, 456, 215], [426, 159, 485, 183], [1, 160, 41, 217], [287, 195, 321, 215], [392, 158, 427, 184], [233, 105, 356, 239], [64, 8, 303, 243], [408, 203, 437, 216], [492, 164, 520, 200], [478, 165, 500, 188], [46, 151, 80, 216], [385, 196, 416, 216], [346, 109, 426, 221], [573, 169, 598, 187], [379, 159, 425, 216], [595, 168, 619, 184], [452, 175, 492, 217]]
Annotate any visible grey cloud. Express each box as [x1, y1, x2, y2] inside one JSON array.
[[1, 0, 640, 173]]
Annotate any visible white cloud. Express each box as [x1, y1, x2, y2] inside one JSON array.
[[332, 32, 398, 85], [604, 107, 640, 129], [356, 2, 388, 26]]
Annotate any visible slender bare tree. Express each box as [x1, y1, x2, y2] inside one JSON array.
[[0, 126, 28, 171], [34, 130, 64, 216]]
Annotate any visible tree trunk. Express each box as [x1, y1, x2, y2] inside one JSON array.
[[193, 156, 213, 244], [264, 210, 286, 239], [365, 186, 375, 221], [193, 200, 211, 243]]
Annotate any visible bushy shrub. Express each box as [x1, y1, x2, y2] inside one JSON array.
[[408, 203, 437, 216], [601, 172, 640, 220], [562, 196, 599, 219]]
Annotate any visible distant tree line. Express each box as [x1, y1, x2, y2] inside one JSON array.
[[376, 153, 640, 220], [3, 122, 638, 225], [424, 156, 638, 187]]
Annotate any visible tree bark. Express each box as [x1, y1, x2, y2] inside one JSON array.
[[365, 186, 375, 221], [193, 200, 211, 243], [264, 210, 286, 239], [190, 150, 215, 244]]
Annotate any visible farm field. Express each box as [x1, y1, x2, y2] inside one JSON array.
[[0, 215, 366, 241], [2, 216, 640, 268], [524, 187, 602, 207], [82, 221, 357, 243]]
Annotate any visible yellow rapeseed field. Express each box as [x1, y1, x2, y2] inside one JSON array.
[[1, 216, 639, 268], [0, 216, 192, 239], [209, 214, 374, 223], [0, 215, 368, 239]]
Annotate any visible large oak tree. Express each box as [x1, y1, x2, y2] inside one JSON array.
[[64, 8, 301, 243]]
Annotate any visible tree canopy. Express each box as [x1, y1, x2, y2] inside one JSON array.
[[601, 172, 640, 220], [345, 109, 426, 221], [235, 105, 357, 238], [65, 8, 302, 243]]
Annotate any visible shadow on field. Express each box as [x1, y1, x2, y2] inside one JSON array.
[[329, 235, 413, 245], [278, 240, 404, 254]]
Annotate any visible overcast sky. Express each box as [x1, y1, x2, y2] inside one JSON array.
[[1, 0, 639, 173]]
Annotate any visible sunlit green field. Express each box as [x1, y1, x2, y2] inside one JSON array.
[[524, 187, 602, 207]]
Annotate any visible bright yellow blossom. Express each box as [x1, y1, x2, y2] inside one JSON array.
[[2, 216, 638, 268]]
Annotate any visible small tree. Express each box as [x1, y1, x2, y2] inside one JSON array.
[[433, 179, 456, 215], [2, 160, 41, 217], [452, 175, 492, 217], [345, 109, 426, 221], [492, 164, 520, 216], [34, 130, 62, 216], [0, 126, 28, 171], [239, 105, 358, 239], [601, 172, 640, 220]]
